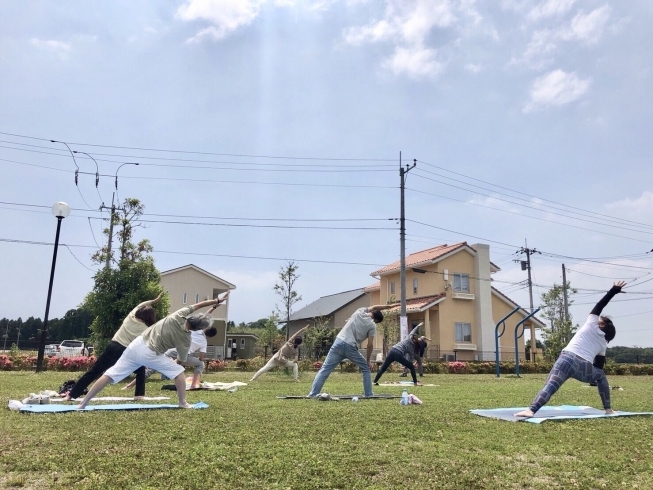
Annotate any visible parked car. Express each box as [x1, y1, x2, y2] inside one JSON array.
[[56, 340, 87, 357], [45, 344, 59, 357]]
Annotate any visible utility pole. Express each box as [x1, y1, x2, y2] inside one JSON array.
[[100, 193, 118, 269], [399, 153, 416, 340], [516, 240, 540, 362], [562, 263, 569, 324], [517, 240, 540, 313]]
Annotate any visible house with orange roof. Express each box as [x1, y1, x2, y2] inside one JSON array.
[[364, 242, 545, 362]]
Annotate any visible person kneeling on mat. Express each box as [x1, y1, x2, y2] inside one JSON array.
[[374, 323, 424, 387], [77, 293, 228, 409], [515, 281, 624, 418]]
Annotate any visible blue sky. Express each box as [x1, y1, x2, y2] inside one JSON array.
[[1, 0, 652, 347]]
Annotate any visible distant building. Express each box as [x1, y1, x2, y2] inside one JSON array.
[[160, 264, 236, 360], [225, 333, 259, 359]]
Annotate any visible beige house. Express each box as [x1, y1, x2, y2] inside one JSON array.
[[160, 264, 236, 360], [365, 242, 545, 362]]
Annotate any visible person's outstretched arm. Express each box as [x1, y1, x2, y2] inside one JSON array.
[[135, 292, 163, 309], [192, 291, 230, 311], [369, 304, 393, 312], [590, 281, 626, 316]]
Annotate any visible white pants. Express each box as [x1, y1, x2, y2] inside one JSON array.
[[251, 357, 298, 380], [104, 336, 185, 383]]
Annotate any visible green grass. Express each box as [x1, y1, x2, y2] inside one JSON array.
[[1, 371, 653, 489]]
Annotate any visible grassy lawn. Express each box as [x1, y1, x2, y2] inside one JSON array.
[[1, 370, 653, 490]]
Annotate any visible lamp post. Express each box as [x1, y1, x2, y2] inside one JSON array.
[[36, 202, 71, 372], [115, 162, 139, 191]]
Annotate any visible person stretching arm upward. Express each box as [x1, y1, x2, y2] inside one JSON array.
[[250, 325, 310, 382]]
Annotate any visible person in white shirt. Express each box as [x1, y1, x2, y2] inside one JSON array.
[[515, 281, 625, 418], [123, 325, 217, 390], [250, 325, 309, 382]]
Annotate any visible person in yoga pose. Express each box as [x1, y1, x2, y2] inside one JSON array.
[[515, 281, 625, 418], [374, 323, 424, 386], [250, 325, 309, 382], [63, 293, 162, 401], [77, 292, 229, 409]]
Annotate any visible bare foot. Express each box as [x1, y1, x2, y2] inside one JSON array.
[[120, 385, 130, 391], [76, 404, 87, 410], [133, 396, 144, 401], [414, 382, 423, 386], [178, 402, 193, 409], [294, 379, 300, 383], [62, 395, 72, 402], [605, 409, 616, 415], [190, 385, 201, 390], [249, 379, 255, 382], [514, 409, 534, 418]]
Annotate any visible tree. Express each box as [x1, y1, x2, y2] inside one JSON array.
[[257, 313, 281, 357], [273, 261, 302, 340], [92, 198, 153, 265], [83, 198, 168, 353], [540, 281, 577, 361], [302, 316, 335, 360], [525, 339, 545, 361]]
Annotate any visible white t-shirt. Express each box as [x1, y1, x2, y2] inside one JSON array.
[[562, 314, 607, 362], [189, 330, 208, 355], [336, 307, 376, 348]]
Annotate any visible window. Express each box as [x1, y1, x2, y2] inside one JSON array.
[[455, 322, 472, 343], [413, 278, 418, 295], [390, 281, 395, 295], [453, 273, 470, 293], [183, 293, 187, 304], [195, 293, 200, 303], [240, 339, 245, 349]]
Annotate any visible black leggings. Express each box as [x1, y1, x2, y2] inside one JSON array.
[[374, 349, 417, 384], [67, 340, 145, 399]]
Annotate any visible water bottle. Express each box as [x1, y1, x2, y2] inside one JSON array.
[[400, 389, 408, 406], [352, 396, 359, 402]]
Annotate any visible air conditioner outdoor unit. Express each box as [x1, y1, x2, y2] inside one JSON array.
[[445, 354, 456, 362]]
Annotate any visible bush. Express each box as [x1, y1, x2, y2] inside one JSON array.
[[46, 356, 96, 371], [206, 359, 227, 372]]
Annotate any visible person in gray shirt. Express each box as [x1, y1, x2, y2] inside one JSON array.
[[374, 323, 424, 386], [308, 305, 391, 398]]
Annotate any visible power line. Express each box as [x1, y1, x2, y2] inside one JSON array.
[[63, 245, 96, 272], [406, 219, 520, 248], [416, 159, 653, 231], [0, 131, 397, 162]]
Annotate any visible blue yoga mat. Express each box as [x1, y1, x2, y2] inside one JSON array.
[[20, 401, 209, 413], [470, 405, 653, 424]]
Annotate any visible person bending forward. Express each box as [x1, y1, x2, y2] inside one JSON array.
[[251, 325, 309, 382], [77, 293, 228, 409], [374, 323, 424, 386]]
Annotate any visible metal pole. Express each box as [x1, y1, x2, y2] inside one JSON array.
[[36, 217, 64, 372], [494, 306, 520, 377], [515, 308, 541, 377], [400, 153, 406, 334], [399, 154, 416, 340], [105, 194, 115, 269], [562, 263, 569, 323], [525, 241, 534, 312]]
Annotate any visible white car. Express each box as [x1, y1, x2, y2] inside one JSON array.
[[45, 344, 59, 357], [56, 340, 87, 357]]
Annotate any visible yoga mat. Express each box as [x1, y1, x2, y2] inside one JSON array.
[[20, 401, 209, 413], [277, 394, 400, 399], [470, 405, 653, 424], [50, 396, 171, 402], [161, 381, 247, 391]]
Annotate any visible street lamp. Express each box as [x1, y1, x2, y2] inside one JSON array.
[[36, 202, 71, 372], [115, 162, 139, 191]]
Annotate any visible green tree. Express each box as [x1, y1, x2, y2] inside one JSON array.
[[302, 316, 335, 360], [540, 281, 577, 361], [273, 261, 302, 340], [257, 313, 281, 357], [83, 198, 168, 353]]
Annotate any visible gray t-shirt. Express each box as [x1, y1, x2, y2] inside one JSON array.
[[141, 306, 194, 362], [336, 307, 376, 347]]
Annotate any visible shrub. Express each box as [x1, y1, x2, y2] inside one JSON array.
[[206, 359, 227, 372], [46, 356, 96, 371], [448, 361, 467, 374], [312, 361, 323, 370]]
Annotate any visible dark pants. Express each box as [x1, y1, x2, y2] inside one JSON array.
[[68, 340, 146, 399], [374, 349, 417, 384]]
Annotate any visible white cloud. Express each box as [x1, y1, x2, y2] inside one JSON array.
[[464, 62, 481, 73], [382, 45, 444, 79], [605, 192, 653, 216], [560, 5, 611, 45], [30, 38, 71, 59], [176, 0, 264, 42], [528, 0, 577, 22], [343, 0, 484, 79], [144, 27, 157, 34], [523, 69, 591, 112]]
